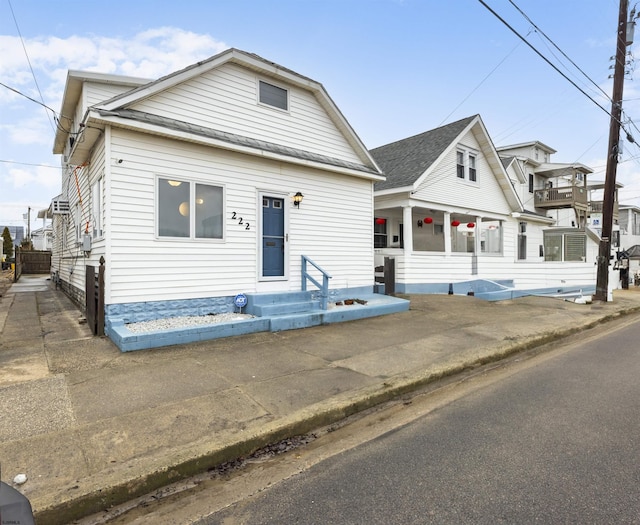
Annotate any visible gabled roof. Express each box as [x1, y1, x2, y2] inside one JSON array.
[[370, 116, 476, 191], [496, 140, 556, 155], [54, 48, 382, 179], [369, 115, 522, 211], [501, 155, 527, 184], [94, 48, 380, 174]]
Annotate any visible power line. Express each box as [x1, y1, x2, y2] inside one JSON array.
[[0, 81, 82, 137], [507, 0, 612, 103], [438, 39, 525, 127], [477, 0, 616, 120], [0, 81, 58, 115], [0, 159, 62, 169], [6, 0, 55, 134]]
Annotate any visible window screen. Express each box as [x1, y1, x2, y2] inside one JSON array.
[[259, 81, 288, 110]]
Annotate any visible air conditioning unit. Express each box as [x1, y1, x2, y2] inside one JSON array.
[[51, 198, 70, 215]]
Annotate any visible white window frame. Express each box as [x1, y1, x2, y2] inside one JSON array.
[[257, 79, 289, 112], [456, 148, 479, 183], [155, 176, 226, 242]]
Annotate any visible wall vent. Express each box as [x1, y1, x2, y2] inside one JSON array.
[[51, 198, 70, 215]]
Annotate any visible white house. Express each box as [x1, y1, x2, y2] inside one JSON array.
[[370, 115, 600, 299], [50, 48, 407, 350], [619, 204, 640, 282]]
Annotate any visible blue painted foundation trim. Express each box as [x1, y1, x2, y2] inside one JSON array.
[[396, 279, 596, 302], [105, 287, 410, 352], [107, 317, 271, 352]]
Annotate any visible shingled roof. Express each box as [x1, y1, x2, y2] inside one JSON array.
[[370, 115, 477, 191]]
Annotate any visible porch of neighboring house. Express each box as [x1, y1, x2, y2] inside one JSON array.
[[373, 204, 598, 300]]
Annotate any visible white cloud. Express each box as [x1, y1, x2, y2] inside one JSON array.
[[5, 165, 60, 191], [1, 28, 228, 106]]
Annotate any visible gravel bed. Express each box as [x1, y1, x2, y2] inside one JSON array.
[[126, 313, 255, 333]]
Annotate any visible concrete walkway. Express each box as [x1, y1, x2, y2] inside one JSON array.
[[1, 274, 640, 524]]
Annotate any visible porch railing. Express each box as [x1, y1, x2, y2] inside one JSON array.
[[534, 186, 587, 209], [301, 255, 332, 310]]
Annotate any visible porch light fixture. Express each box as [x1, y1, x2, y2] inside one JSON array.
[[417, 219, 423, 228], [451, 220, 461, 227], [293, 192, 304, 207]]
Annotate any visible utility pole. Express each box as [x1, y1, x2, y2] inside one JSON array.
[[595, 0, 631, 301]]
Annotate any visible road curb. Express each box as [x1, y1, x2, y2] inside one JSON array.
[[32, 304, 640, 524]]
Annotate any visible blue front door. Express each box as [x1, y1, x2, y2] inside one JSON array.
[[262, 197, 285, 277]]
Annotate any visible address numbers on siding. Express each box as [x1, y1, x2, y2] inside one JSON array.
[[231, 211, 250, 230]]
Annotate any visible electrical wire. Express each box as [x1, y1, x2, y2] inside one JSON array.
[[507, 0, 612, 103], [0, 81, 58, 115], [6, 0, 55, 134], [477, 0, 624, 125], [0, 159, 62, 169], [438, 39, 525, 127], [0, 82, 80, 137]]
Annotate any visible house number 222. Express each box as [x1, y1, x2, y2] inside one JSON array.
[[231, 212, 250, 230]]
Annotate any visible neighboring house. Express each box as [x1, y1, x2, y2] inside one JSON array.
[[619, 204, 640, 280], [29, 208, 54, 251], [619, 204, 640, 248], [30, 226, 53, 251], [51, 48, 407, 350], [370, 115, 600, 298]]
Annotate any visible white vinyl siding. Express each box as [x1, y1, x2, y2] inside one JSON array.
[[105, 128, 374, 304], [131, 63, 363, 166], [413, 130, 511, 215]]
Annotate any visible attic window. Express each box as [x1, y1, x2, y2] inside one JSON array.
[[259, 80, 288, 111]]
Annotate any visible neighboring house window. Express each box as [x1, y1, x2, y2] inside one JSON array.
[[543, 231, 586, 261], [468, 154, 477, 182], [452, 225, 474, 253], [480, 221, 502, 254], [92, 178, 103, 239], [517, 221, 527, 260], [456, 151, 465, 179], [259, 80, 288, 111], [456, 149, 478, 182], [528, 174, 534, 193], [158, 178, 224, 239], [374, 218, 387, 248]]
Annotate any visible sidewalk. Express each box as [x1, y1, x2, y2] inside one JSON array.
[[1, 274, 640, 524]]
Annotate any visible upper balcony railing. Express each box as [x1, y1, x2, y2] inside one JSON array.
[[588, 200, 619, 220], [534, 186, 588, 210]]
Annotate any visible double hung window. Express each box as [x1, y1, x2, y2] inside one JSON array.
[[456, 149, 478, 182], [374, 218, 387, 248]]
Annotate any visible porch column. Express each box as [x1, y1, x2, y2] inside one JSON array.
[[444, 211, 451, 254], [475, 216, 482, 254], [403, 205, 413, 255]]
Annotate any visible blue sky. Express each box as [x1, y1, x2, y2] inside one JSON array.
[[1, 0, 638, 228]]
